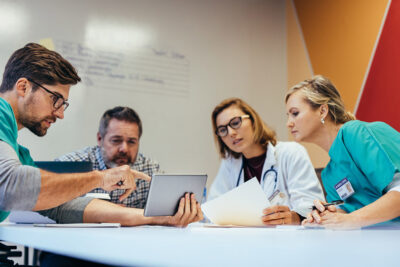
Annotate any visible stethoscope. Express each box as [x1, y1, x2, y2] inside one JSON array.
[[236, 161, 278, 192]]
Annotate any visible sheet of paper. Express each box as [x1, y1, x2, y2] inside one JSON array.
[[201, 178, 270, 226], [8, 211, 56, 224], [33, 223, 121, 228]]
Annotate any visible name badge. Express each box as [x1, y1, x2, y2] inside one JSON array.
[[268, 189, 286, 205], [334, 178, 355, 200]]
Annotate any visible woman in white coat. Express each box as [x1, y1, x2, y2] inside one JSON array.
[[208, 98, 324, 225]]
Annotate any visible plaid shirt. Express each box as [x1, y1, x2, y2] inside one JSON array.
[[56, 146, 160, 208]]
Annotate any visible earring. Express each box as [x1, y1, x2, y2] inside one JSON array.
[[321, 118, 325, 124]]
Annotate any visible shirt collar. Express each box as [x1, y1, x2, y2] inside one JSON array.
[[264, 142, 277, 166]]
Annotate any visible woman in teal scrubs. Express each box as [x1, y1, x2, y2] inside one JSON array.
[[285, 75, 400, 229]]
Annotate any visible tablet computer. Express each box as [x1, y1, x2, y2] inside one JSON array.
[[144, 174, 207, 216]]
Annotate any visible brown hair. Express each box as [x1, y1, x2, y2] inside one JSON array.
[[285, 75, 355, 124], [211, 98, 277, 159], [0, 43, 81, 92], [99, 106, 143, 138]]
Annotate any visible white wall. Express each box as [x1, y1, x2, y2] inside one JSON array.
[[0, 0, 287, 188]]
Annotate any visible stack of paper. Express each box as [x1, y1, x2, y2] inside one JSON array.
[[201, 178, 270, 226]]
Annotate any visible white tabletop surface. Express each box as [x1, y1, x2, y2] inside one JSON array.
[[0, 222, 399, 267]]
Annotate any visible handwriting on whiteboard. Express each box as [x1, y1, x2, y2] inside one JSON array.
[[54, 40, 190, 97]]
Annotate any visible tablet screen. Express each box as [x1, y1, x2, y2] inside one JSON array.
[[144, 174, 207, 216]]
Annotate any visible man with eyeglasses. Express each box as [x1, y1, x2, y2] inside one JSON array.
[[0, 43, 202, 230]]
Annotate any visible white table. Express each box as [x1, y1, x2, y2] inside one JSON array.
[[0, 223, 398, 267]]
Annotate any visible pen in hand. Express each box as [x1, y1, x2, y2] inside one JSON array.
[[312, 200, 344, 211]]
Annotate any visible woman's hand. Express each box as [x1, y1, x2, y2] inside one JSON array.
[[315, 212, 358, 230], [262, 205, 301, 225], [304, 199, 338, 224], [302, 199, 356, 229]]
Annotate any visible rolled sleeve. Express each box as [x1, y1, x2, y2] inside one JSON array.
[[38, 197, 94, 223], [0, 141, 41, 211]]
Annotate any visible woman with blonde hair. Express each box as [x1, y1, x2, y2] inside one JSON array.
[[285, 75, 400, 228], [208, 98, 324, 225]]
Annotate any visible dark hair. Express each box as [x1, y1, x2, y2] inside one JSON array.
[[211, 98, 277, 159], [99, 106, 143, 138], [0, 43, 81, 92]]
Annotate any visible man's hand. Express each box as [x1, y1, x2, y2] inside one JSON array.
[[99, 165, 151, 201], [159, 193, 203, 227]]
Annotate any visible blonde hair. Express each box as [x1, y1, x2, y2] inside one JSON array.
[[285, 75, 355, 124], [211, 98, 277, 159]]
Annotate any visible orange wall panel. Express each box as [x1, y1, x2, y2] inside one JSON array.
[[294, 0, 388, 111]]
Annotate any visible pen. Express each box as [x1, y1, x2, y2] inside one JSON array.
[[312, 200, 344, 211]]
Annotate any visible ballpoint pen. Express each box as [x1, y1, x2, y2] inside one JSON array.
[[312, 200, 344, 210]]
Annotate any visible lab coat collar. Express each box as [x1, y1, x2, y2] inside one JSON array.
[[236, 142, 277, 184], [261, 142, 277, 175]]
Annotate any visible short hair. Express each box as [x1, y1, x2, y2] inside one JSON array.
[[0, 43, 81, 92], [99, 106, 143, 138], [211, 98, 277, 159], [285, 75, 355, 124]]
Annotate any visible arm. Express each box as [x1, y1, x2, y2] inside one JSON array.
[[38, 197, 94, 223], [283, 143, 326, 216], [311, 123, 400, 228], [346, 191, 400, 227], [308, 173, 400, 228], [83, 194, 203, 227], [35, 165, 151, 210], [0, 141, 149, 211], [309, 191, 400, 229], [0, 141, 41, 210], [34, 169, 102, 210], [262, 143, 325, 225]]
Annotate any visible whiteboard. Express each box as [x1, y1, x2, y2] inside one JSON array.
[[0, 0, 287, 188]]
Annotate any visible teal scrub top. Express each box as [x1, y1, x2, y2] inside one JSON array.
[[322, 120, 400, 216], [0, 98, 35, 222]]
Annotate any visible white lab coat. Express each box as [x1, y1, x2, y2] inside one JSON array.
[[208, 142, 325, 216]]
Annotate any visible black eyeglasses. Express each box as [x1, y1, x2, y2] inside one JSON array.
[[215, 115, 250, 137], [28, 78, 69, 111]]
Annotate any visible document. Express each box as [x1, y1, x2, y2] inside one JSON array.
[[201, 178, 270, 226], [8, 211, 56, 224]]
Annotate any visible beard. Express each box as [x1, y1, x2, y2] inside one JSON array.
[[20, 93, 56, 137], [20, 115, 56, 137], [100, 146, 137, 168]]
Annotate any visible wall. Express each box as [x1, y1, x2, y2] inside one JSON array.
[[0, 0, 287, 188]]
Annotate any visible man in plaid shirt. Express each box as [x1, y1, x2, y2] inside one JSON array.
[[56, 106, 160, 208]]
